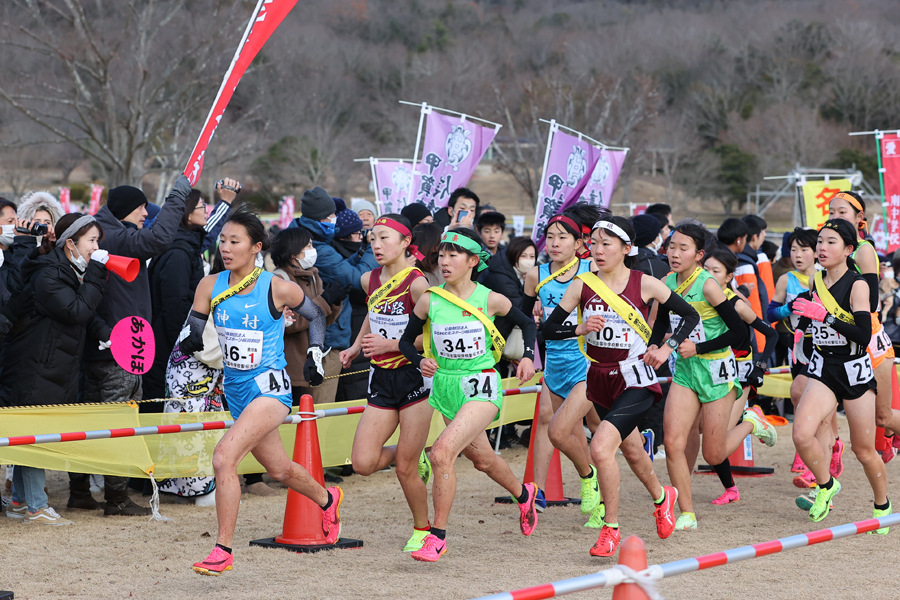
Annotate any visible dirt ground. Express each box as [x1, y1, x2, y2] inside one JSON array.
[[2, 416, 897, 600]]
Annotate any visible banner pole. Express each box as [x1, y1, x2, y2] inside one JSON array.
[[368, 157, 380, 209], [874, 130, 889, 241], [532, 119, 556, 243], [407, 102, 428, 205]]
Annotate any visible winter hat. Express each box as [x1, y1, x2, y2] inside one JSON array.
[[107, 185, 148, 221], [401, 202, 432, 229], [17, 191, 64, 225], [334, 198, 363, 239], [301, 186, 336, 221], [632, 214, 662, 248], [352, 198, 378, 218]]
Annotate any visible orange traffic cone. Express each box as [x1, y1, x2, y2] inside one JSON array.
[[250, 394, 363, 553], [105, 254, 140, 282], [495, 379, 579, 506], [611, 535, 651, 600]]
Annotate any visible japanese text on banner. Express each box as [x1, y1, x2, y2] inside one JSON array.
[[881, 133, 900, 252], [801, 178, 852, 230]]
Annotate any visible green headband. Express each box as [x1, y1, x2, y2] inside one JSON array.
[[440, 231, 491, 273]]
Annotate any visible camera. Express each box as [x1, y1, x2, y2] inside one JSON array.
[[16, 223, 49, 236]]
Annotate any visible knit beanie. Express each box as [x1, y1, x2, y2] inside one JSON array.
[[401, 202, 432, 229], [334, 199, 363, 239], [301, 186, 336, 221], [106, 185, 148, 221], [632, 214, 662, 247], [352, 198, 378, 218]]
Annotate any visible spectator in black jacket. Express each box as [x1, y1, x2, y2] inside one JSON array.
[[0, 198, 28, 296], [631, 214, 668, 279], [81, 175, 191, 516]]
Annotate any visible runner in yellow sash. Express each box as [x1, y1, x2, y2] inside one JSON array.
[[339, 214, 434, 553]]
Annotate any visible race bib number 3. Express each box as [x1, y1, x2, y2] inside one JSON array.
[[218, 327, 263, 370], [462, 370, 498, 403], [369, 312, 409, 341], [254, 368, 291, 396], [585, 310, 632, 349], [670, 315, 706, 344], [621, 358, 658, 388], [844, 354, 874, 385], [433, 323, 486, 360], [709, 354, 738, 386]]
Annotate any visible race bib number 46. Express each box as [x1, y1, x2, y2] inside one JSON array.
[[254, 368, 291, 396], [433, 323, 486, 360], [218, 327, 263, 370], [462, 370, 498, 403]]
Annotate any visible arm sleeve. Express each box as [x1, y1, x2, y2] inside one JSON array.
[[694, 298, 745, 354], [541, 305, 579, 340], [291, 295, 326, 348], [399, 312, 427, 369], [767, 300, 792, 323], [828, 311, 872, 347], [652, 292, 700, 347], [503, 306, 536, 361], [201, 200, 231, 252], [521, 294, 537, 320], [750, 318, 778, 364], [863, 273, 879, 313]]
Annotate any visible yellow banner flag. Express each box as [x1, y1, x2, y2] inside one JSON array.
[[802, 178, 852, 230]]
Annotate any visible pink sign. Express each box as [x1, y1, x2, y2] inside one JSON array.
[[578, 149, 627, 209], [881, 133, 900, 252], [374, 160, 413, 214], [111, 316, 155, 375], [88, 184, 104, 216], [278, 195, 295, 229], [59, 187, 71, 214]]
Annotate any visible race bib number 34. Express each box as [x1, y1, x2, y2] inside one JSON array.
[[462, 370, 498, 403], [218, 327, 263, 370], [433, 323, 486, 360]]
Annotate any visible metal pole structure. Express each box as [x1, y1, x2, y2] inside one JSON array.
[[368, 157, 380, 208], [532, 119, 557, 244], [407, 102, 428, 205], [537, 118, 629, 151], [399, 100, 502, 129], [874, 131, 889, 241]]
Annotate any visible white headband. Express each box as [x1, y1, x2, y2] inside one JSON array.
[[593, 221, 638, 256]]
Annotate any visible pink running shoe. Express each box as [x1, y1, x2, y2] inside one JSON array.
[[892, 435, 900, 450], [322, 486, 343, 545], [192, 546, 233, 576], [711, 486, 740, 505], [881, 440, 896, 464], [830, 438, 845, 478], [517, 482, 539, 536], [791, 452, 806, 473], [411, 533, 447, 562], [793, 469, 816, 489], [589, 525, 621, 557], [653, 486, 678, 538]]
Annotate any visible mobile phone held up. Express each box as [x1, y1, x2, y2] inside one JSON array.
[[456, 210, 469, 224]]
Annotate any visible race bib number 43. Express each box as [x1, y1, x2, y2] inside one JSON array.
[[218, 327, 263, 370], [709, 354, 738, 386], [433, 323, 486, 360]]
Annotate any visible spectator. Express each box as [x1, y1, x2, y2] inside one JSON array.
[[481, 236, 535, 313], [5, 213, 110, 524], [886, 256, 900, 352], [288, 187, 377, 404], [16, 191, 63, 244], [352, 199, 378, 230], [718, 217, 768, 351], [82, 176, 192, 516], [645, 203, 674, 238], [434, 187, 479, 230], [401, 202, 433, 229], [743, 215, 774, 305], [631, 214, 668, 279], [0, 198, 28, 296], [476, 211, 506, 256], [411, 222, 443, 286]]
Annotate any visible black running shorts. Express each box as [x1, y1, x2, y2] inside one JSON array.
[[367, 364, 429, 411], [805, 350, 876, 402]]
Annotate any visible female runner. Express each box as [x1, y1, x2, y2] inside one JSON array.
[[339, 214, 434, 553], [661, 222, 777, 531], [522, 213, 600, 522], [791, 219, 890, 527], [397, 228, 540, 562], [701, 245, 778, 505], [541, 216, 693, 557], [829, 192, 900, 462], [181, 211, 341, 576]]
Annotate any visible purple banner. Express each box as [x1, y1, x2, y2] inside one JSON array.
[[412, 111, 498, 212], [577, 148, 627, 209], [373, 160, 413, 214]]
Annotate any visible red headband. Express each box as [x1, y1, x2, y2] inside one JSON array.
[[547, 215, 580, 236], [374, 217, 424, 261]]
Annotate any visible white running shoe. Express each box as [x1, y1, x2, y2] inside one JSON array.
[[195, 489, 216, 507], [26, 506, 73, 526]]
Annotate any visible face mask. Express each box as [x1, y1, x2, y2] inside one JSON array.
[[339, 239, 362, 254], [885, 269, 894, 280], [318, 220, 336, 236], [297, 247, 317, 270], [0, 225, 14, 248], [329, 215, 337, 225], [516, 258, 535, 274], [68, 242, 87, 272], [650, 234, 663, 253]]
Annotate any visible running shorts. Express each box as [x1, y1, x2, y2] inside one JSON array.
[[672, 352, 738, 404], [367, 364, 429, 411], [806, 350, 877, 402], [790, 360, 808, 380], [223, 367, 292, 420], [544, 349, 588, 398], [429, 368, 502, 420], [586, 359, 662, 411], [593, 386, 656, 440]]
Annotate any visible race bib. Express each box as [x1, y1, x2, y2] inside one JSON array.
[[218, 327, 263, 370], [709, 354, 738, 386], [807, 350, 824, 378], [621, 357, 658, 388], [369, 312, 409, 341], [869, 327, 892, 359], [543, 305, 577, 327], [737, 358, 754, 383], [253, 368, 291, 396], [585, 309, 632, 349], [844, 354, 874, 385], [670, 314, 706, 344], [433, 323, 486, 360], [811, 321, 846, 347], [461, 370, 498, 403]]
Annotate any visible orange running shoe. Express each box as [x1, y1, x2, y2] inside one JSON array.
[[589, 525, 621, 557]]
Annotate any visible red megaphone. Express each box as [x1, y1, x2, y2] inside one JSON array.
[[105, 254, 140, 282]]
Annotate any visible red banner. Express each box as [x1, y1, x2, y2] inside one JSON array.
[[59, 187, 71, 214], [882, 133, 900, 252], [183, 0, 299, 185], [279, 196, 295, 229], [88, 184, 104, 215]]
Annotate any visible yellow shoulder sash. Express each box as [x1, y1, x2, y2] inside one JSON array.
[[210, 267, 263, 312]]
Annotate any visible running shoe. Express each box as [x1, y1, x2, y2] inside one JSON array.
[[793, 469, 817, 489], [517, 482, 539, 536], [791, 452, 806, 473], [743, 406, 777, 447], [893, 435, 900, 451], [418, 450, 432, 485], [809, 479, 841, 523], [411, 534, 446, 562], [403, 528, 431, 552], [6, 500, 25, 519], [535, 488, 546, 513], [25, 506, 72, 526], [322, 486, 343, 545], [192, 546, 233, 576], [653, 486, 678, 538], [589, 525, 621, 557], [711, 486, 740, 505], [579, 465, 601, 515], [869, 501, 892, 535], [674, 512, 697, 531], [584, 501, 606, 529], [795, 488, 832, 511], [830, 438, 845, 478], [881, 442, 896, 464], [642, 429, 655, 461]]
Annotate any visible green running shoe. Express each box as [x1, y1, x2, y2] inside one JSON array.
[[403, 528, 431, 551], [674, 513, 697, 531], [418, 450, 432, 485], [795, 488, 833, 512], [584, 501, 606, 529], [580, 465, 601, 515], [869, 501, 892, 535], [809, 479, 841, 523], [743, 406, 777, 447]]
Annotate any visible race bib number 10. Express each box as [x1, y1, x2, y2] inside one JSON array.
[[621, 358, 658, 388]]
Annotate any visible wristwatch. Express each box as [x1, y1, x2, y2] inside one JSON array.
[[824, 314, 836, 327], [754, 360, 768, 371], [665, 338, 679, 350]]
